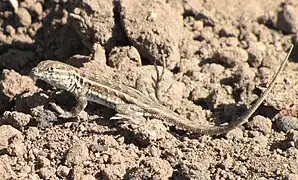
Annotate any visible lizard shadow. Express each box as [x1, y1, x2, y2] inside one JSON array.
[[85, 102, 155, 147]]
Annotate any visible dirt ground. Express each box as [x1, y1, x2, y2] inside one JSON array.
[[0, 0, 298, 179]]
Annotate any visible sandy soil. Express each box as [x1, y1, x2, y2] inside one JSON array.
[[0, 0, 298, 179]]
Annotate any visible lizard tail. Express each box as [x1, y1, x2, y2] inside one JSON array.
[[196, 44, 294, 136]]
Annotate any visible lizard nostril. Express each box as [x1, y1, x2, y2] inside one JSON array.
[[30, 68, 39, 77]]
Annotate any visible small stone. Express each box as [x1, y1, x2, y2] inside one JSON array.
[[98, 135, 119, 147], [225, 127, 244, 140], [89, 144, 107, 153], [108, 46, 141, 70], [3, 111, 31, 128], [25, 127, 40, 141], [276, 4, 298, 34], [218, 25, 240, 37], [16, 8, 32, 26], [247, 115, 272, 134], [247, 42, 266, 68], [64, 141, 89, 166], [30, 107, 58, 128], [132, 119, 168, 146], [5, 25, 15, 35], [31, 2, 43, 16], [218, 155, 234, 170], [119, 0, 183, 69], [7, 134, 26, 157], [0, 156, 12, 179], [108, 151, 123, 164], [1, 69, 37, 100], [92, 43, 106, 67], [285, 173, 298, 180], [102, 164, 126, 180], [286, 130, 298, 148], [0, 125, 21, 150], [199, 27, 214, 41], [201, 63, 225, 76], [37, 156, 51, 167], [37, 167, 55, 179], [276, 116, 298, 132], [215, 47, 248, 67], [126, 157, 173, 179], [56, 165, 70, 177]]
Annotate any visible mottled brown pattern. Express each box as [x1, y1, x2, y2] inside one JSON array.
[[31, 45, 293, 135]]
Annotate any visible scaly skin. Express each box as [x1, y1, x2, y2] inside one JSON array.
[[30, 45, 293, 135]]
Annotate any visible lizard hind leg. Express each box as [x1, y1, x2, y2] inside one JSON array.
[[112, 104, 147, 125], [153, 57, 166, 102]]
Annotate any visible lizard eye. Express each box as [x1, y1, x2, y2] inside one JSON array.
[[48, 67, 54, 71]]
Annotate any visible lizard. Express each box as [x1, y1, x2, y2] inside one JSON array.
[[30, 45, 293, 136]]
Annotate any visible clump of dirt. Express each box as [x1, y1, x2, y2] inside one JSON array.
[[0, 0, 298, 179]]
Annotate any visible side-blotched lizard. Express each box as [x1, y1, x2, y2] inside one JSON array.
[[30, 45, 293, 136]]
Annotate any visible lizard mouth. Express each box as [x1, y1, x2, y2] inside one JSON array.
[[30, 67, 41, 80]]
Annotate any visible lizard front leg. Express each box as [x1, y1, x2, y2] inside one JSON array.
[[50, 96, 88, 118]]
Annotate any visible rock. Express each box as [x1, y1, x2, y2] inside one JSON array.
[[108, 46, 142, 70], [3, 111, 31, 128], [69, 0, 122, 51], [285, 173, 298, 180], [247, 42, 266, 68], [37, 156, 51, 168], [15, 92, 49, 113], [37, 167, 56, 179], [102, 164, 126, 180], [226, 127, 244, 140], [286, 130, 298, 148], [127, 157, 173, 179], [25, 127, 40, 141], [16, 8, 32, 26], [7, 134, 26, 157], [201, 63, 225, 77], [0, 155, 13, 179], [276, 116, 298, 132], [276, 4, 298, 34], [119, 0, 185, 69], [1, 69, 37, 100], [30, 106, 58, 128], [56, 165, 70, 178], [215, 47, 248, 68], [218, 25, 240, 37], [0, 125, 21, 150], [64, 141, 89, 166], [247, 115, 272, 134], [125, 119, 168, 146]]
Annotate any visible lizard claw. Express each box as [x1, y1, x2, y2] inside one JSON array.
[[49, 102, 75, 118]]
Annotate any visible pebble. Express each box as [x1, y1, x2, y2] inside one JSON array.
[[0, 125, 21, 150], [276, 116, 298, 132], [16, 8, 32, 26], [126, 157, 173, 179], [3, 111, 31, 128], [7, 134, 26, 157], [247, 42, 266, 68], [276, 4, 298, 33], [247, 115, 272, 135], [64, 141, 89, 166], [56, 165, 70, 177], [286, 130, 298, 148], [215, 47, 248, 67]]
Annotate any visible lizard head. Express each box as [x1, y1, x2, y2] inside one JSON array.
[[31, 60, 78, 90]]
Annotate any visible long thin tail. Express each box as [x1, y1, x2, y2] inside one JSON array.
[[196, 44, 294, 135]]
